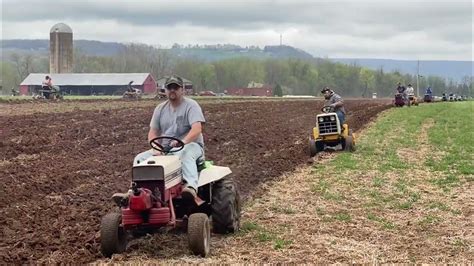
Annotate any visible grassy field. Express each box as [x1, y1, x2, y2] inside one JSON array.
[[198, 101, 473, 263]]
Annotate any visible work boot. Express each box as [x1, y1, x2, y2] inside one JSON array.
[[181, 186, 197, 201]]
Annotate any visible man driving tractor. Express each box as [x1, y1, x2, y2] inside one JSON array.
[[134, 76, 206, 200], [41, 75, 61, 99], [321, 87, 346, 127]]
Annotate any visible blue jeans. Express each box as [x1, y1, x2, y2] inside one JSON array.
[[336, 111, 345, 126], [134, 142, 204, 190]]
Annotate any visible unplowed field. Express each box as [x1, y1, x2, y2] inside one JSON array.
[[0, 99, 391, 263]]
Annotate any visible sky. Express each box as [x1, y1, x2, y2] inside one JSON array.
[[1, 0, 473, 60]]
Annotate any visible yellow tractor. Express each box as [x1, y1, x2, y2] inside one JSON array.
[[309, 106, 355, 156], [407, 94, 419, 106]]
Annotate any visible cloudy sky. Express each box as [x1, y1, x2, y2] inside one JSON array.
[[1, 0, 472, 60]]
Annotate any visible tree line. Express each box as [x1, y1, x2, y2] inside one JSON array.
[[1, 43, 472, 97]]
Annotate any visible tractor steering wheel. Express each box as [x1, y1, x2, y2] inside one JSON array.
[[321, 106, 334, 113], [150, 136, 185, 154]]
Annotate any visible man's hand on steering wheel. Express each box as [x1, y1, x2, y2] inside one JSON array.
[[149, 136, 185, 154], [170, 139, 184, 148]]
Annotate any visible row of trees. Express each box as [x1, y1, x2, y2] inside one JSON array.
[[1, 43, 472, 97]]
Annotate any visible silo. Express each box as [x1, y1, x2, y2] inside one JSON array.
[[49, 23, 73, 73]]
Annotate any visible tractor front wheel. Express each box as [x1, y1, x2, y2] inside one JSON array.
[[309, 138, 317, 157], [211, 176, 241, 234], [188, 213, 211, 257], [309, 138, 324, 157], [100, 212, 127, 257]]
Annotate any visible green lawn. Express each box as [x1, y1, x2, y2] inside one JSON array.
[[306, 101, 473, 261]]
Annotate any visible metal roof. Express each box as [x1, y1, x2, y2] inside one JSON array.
[[21, 73, 152, 86], [50, 23, 73, 33]]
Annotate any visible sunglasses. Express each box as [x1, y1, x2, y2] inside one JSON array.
[[166, 84, 181, 91]]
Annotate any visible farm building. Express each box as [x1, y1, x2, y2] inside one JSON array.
[[226, 85, 273, 96], [19, 73, 157, 95]]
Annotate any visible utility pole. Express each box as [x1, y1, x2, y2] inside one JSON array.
[[280, 34, 282, 46], [416, 60, 420, 97]]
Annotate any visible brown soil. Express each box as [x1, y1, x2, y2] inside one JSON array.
[[0, 99, 391, 263]]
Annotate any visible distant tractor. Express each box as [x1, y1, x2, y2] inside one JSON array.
[[308, 106, 355, 156], [123, 81, 142, 100], [442, 93, 448, 101], [33, 85, 63, 100], [423, 94, 432, 102], [154, 87, 167, 99], [448, 93, 456, 101], [394, 93, 405, 107], [407, 94, 419, 106]]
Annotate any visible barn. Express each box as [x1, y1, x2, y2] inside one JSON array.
[[19, 73, 157, 95]]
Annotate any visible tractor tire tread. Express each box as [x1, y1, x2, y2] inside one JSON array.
[[100, 212, 127, 257], [188, 213, 210, 257], [211, 176, 241, 234]]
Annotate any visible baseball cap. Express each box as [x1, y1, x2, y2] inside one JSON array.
[[321, 87, 331, 93], [165, 76, 183, 88]]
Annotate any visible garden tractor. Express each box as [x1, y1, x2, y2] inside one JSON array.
[[441, 93, 448, 101], [122, 81, 142, 100], [154, 88, 167, 100], [33, 85, 63, 100], [423, 93, 433, 103], [308, 106, 355, 157], [100, 136, 240, 258], [393, 93, 405, 107], [407, 94, 419, 106]]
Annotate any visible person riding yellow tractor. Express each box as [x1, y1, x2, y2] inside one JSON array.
[[309, 106, 355, 156], [309, 88, 355, 156]]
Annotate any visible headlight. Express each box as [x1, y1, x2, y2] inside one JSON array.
[[318, 117, 324, 122], [330, 116, 336, 121]]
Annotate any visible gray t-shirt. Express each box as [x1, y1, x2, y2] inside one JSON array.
[[150, 98, 206, 147], [325, 93, 346, 114]]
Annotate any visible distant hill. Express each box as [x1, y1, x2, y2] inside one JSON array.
[[2, 39, 472, 80], [1, 39, 126, 56], [330, 58, 473, 82], [1, 40, 311, 60]]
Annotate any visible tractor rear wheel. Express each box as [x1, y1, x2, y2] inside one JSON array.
[[188, 213, 210, 257], [211, 176, 240, 234], [342, 130, 355, 152], [344, 136, 354, 152], [100, 212, 127, 257]]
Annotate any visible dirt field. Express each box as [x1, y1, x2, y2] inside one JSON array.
[[0, 99, 391, 263]]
